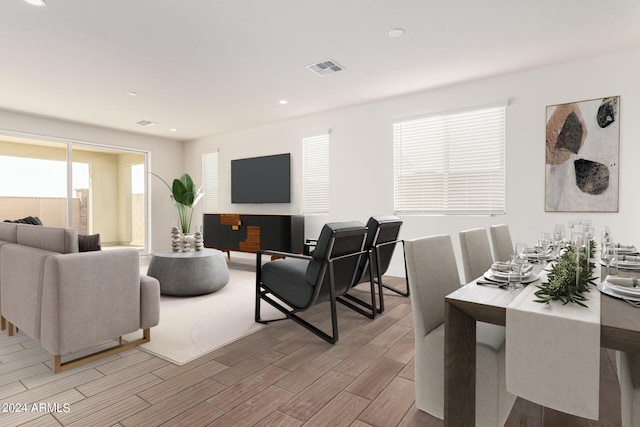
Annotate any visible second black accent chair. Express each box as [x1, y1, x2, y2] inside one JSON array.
[[255, 221, 375, 344], [350, 216, 407, 313]]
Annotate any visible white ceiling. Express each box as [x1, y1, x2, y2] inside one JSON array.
[[2, 0, 640, 141]]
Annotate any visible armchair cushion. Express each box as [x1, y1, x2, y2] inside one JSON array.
[[261, 258, 311, 309]]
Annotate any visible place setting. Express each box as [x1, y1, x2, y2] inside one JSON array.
[[479, 243, 539, 289]]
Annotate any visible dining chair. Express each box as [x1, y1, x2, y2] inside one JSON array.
[[404, 235, 516, 426], [490, 223, 515, 262], [616, 350, 640, 427], [459, 227, 495, 283]]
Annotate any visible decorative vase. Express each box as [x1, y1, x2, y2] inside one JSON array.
[[171, 226, 181, 252], [181, 235, 191, 252], [194, 231, 204, 251]]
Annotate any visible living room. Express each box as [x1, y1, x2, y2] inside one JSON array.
[[2, 1, 640, 426]]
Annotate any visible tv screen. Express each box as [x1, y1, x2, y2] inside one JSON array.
[[231, 153, 291, 203]]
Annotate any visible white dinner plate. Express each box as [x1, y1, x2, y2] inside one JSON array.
[[615, 247, 639, 255], [599, 282, 640, 302], [613, 260, 640, 270], [605, 282, 640, 297], [526, 253, 557, 262], [484, 270, 539, 284]]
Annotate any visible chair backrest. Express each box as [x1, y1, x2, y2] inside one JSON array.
[[459, 228, 494, 282], [404, 235, 461, 337], [354, 215, 403, 284], [490, 224, 514, 262], [306, 221, 367, 304]]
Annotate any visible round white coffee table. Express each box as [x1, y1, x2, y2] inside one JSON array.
[[147, 248, 230, 296]]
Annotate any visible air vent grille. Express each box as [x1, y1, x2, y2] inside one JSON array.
[[136, 120, 158, 127], [306, 59, 344, 76]]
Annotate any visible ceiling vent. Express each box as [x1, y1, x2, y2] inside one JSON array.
[[306, 60, 344, 76], [136, 120, 158, 127]]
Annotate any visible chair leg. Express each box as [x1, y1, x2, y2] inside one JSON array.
[[380, 242, 410, 297]]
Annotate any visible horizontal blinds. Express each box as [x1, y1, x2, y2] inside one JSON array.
[[394, 106, 505, 215], [202, 150, 219, 213], [303, 133, 329, 214]]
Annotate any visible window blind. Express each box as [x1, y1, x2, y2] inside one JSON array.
[[303, 133, 329, 214], [394, 106, 505, 215], [202, 150, 219, 213]]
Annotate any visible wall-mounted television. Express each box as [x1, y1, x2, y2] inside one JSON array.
[[231, 153, 290, 203]]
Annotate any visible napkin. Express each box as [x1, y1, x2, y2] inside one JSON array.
[[491, 262, 532, 274], [605, 275, 639, 287], [620, 255, 640, 262], [616, 243, 635, 249]]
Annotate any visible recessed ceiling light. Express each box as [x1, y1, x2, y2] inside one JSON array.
[[23, 0, 46, 6], [279, 100, 288, 105], [388, 28, 405, 38], [126, 91, 139, 97], [169, 128, 177, 132]]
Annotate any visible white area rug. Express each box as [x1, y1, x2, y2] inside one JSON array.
[[124, 264, 280, 365]]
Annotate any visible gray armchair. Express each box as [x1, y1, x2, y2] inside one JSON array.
[[255, 221, 371, 343]]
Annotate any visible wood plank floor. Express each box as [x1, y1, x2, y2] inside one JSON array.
[[0, 276, 622, 426]]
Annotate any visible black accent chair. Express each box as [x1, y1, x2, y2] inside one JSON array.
[[348, 216, 407, 314], [255, 221, 374, 344]]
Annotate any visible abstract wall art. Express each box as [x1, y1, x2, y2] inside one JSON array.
[[545, 96, 619, 212]]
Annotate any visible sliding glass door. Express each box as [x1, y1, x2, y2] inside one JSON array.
[[0, 135, 148, 251]]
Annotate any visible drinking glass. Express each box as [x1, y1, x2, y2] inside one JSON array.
[[554, 224, 565, 249], [538, 232, 551, 265], [602, 245, 618, 277], [513, 243, 529, 289]]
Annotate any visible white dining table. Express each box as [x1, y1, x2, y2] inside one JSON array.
[[444, 262, 640, 426]]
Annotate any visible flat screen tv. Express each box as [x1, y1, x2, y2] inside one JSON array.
[[231, 153, 290, 203]]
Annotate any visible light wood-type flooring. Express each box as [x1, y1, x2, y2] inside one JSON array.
[[0, 276, 622, 426]]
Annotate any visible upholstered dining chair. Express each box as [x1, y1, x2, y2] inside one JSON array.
[[404, 235, 516, 426], [346, 215, 406, 314], [255, 221, 372, 344], [459, 227, 495, 283], [490, 223, 515, 262], [616, 351, 640, 427]]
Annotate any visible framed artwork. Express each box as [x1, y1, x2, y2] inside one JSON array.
[[545, 96, 619, 212]]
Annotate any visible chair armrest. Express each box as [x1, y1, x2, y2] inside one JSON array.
[[140, 275, 160, 329], [258, 249, 312, 261]]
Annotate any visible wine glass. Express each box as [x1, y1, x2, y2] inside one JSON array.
[[602, 245, 618, 277], [538, 232, 551, 265], [554, 224, 565, 249], [513, 243, 529, 289]]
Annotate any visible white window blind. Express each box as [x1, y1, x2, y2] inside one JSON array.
[[202, 150, 219, 213], [394, 106, 505, 215], [303, 133, 329, 214]]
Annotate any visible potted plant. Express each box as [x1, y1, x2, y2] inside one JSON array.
[[151, 172, 204, 235]]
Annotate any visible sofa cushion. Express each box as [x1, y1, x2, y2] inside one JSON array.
[[0, 222, 18, 243], [16, 224, 79, 254], [78, 234, 101, 252]]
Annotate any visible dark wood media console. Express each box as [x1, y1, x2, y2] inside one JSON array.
[[203, 213, 304, 259]]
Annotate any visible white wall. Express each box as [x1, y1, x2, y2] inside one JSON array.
[[0, 109, 184, 253], [187, 47, 640, 279]]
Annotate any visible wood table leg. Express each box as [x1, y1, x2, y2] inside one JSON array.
[[444, 300, 477, 427]]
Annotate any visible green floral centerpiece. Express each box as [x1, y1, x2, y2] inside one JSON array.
[[534, 240, 597, 307], [151, 172, 204, 235]]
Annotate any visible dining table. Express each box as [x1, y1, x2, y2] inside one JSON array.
[[444, 258, 640, 426]]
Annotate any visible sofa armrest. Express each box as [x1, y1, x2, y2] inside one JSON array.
[[140, 274, 160, 329], [40, 248, 144, 355]]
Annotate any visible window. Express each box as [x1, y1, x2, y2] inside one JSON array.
[[303, 133, 329, 214], [393, 105, 505, 215], [202, 151, 219, 213]]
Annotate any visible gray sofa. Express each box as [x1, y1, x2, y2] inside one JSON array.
[[0, 222, 160, 373]]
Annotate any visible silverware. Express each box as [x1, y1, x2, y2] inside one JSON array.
[[476, 280, 509, 288]]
